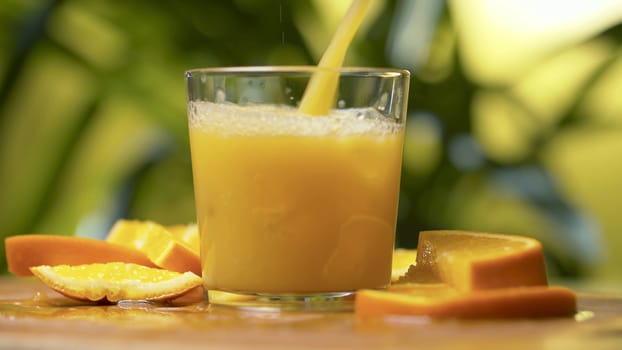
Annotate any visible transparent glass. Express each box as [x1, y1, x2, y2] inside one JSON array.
[[185, 66, 409, 310]]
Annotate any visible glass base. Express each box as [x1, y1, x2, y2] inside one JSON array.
[[205, 289, 355, 312]]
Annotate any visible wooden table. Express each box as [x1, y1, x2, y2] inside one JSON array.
[[1, 277, 621, 349]]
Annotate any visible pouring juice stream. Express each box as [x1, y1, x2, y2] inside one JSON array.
[[298, 0, 372, 115]]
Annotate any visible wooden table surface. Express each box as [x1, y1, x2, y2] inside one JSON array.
[[1, 277, 621, 350]]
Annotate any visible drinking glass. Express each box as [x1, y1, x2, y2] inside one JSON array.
[[185, 66, 409, 310]]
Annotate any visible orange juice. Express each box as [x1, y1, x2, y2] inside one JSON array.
[[189, 102, 405, 294]]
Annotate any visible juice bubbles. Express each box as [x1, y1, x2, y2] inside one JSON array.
[[186, 67, 409, 297]]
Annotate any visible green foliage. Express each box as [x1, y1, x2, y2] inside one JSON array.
[[1, 0, 621, 284]]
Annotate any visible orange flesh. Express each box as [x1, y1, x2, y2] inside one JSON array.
[[106, 220, 201, 275], [5, 235, 156, 276], [167, 224, 200, 254], [391, 249, 417, 282], [30, 263, 202, 303]]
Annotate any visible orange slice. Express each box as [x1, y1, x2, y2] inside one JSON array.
[[166, 224, 199, 255], [106, 220, 201, 275], [391, 249, 417, 282], [5, 234, 156, 276], [355, 285, 577, 318], [30, 263, 202, 303], [398, 230, 547, 292], [356, 230, 576, 318]]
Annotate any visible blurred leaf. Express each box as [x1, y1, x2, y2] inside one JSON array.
[[1, 0, 622, 282]]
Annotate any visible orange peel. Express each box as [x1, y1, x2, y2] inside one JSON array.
[[5, 234, 156, 276], [356, 285, 576, 318]]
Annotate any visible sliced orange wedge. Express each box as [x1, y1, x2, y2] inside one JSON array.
[[106, 220, 201, 275], [167, 224, 199, 255], [356, 230, 576, 318], [391, 249, 417, 282], [5, 234, 156, 276], [355, 285, 576, 318], [30, 263, 202, 303], [398, 230, 548, 292]]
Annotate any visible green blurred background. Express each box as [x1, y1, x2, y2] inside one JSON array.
[[1, 0, 621, 289]]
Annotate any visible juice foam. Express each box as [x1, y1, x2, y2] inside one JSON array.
[[188, 101, 402, 137]]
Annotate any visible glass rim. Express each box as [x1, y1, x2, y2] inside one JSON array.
[[185, 66, 410, 78]]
